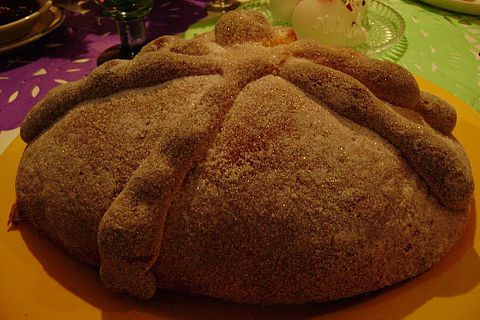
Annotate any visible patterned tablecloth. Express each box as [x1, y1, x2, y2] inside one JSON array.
[[0, 0, 479, 152], [390, 0, 480, 110]]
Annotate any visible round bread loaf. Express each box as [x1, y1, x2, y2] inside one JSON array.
[[14, 10, 473, 304]]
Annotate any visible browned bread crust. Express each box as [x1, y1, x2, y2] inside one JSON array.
[[16, 10, 473, 304]]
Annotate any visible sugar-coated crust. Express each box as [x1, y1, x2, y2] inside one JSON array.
[[20, 54, 223, 143], [16, 10, 473, 304], [416, 91, 457, 134], [154, 75, 470, 303], [279, 59, 472, 210], [287, 41, 421, 109]]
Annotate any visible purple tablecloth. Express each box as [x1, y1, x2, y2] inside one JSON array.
[[0, 0, 209, 132]]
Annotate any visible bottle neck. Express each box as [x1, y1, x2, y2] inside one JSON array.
[[117, 18, 147, 49]]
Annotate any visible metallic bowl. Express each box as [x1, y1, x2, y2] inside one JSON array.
[[0, 0, 53, 45]]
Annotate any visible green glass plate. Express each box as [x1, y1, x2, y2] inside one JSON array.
[[184, 0, 407, 61]]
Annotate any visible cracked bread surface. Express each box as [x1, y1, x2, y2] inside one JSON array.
[[15, 10, 473, 304]]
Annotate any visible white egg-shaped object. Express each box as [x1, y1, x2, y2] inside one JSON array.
[[292, 0, 368, 46]]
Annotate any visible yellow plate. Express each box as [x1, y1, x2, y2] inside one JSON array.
[[1, 77, 479, 319]]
